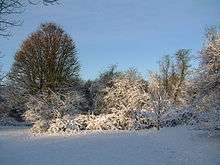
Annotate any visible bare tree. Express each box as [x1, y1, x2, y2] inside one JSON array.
[[158, 49, 190, 105], [173, 49, 190, 104], [0, 0, 59, 37], [9, 22, 80, 93]]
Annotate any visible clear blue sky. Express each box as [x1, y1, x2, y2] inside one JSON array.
[[0, 0, 219, 80]]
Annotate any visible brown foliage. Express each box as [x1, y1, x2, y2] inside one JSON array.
[[9, 22, 80, 93]]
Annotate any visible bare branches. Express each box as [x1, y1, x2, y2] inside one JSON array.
[[28, 0, 58, 5], [0, 0, 24, 37], [157, 49, 191, 105], [0, 0, 59, 37]]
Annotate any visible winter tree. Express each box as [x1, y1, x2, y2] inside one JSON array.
[[190, 27, 220, 131], [158, 49, 191, 105], [9, 22, 80, 93]]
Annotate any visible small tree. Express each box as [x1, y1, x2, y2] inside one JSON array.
[[173, 49, 191, 104], [148, 72, 170, 130], [9, 22, 80, 93], [158, 49, 190, 105]]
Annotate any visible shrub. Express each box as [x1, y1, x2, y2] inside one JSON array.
[[31, 120, 50, 133], [47, 115, 79, 133], [76, 109, 156, 131], [24, 90, 88, 124], [94, 69, 149, 114], [189, 27, 220, 132]]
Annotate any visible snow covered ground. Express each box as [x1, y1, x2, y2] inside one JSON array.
[[0, 126, 219, 165]]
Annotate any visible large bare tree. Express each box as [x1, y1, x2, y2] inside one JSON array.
[[9, 22, 80, 93]]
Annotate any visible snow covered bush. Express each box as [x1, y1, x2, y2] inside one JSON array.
[[0, 85, 29, 124], [24, 90, 88, 133], [71, 69, 154, 131], [30, 116, 79, 134], [86, 110, 135, 130], [160, 108, 195, 127], [189, 27, 220, 131], [147, 72, 171, 130], [24, 90, 87, 122], [30, 109, 156, 133], [47, 115, 79, 133], [194, 109, 220, 132], [94, 69, 149, 114], [88, 65, 121, 114], [73, 109, 155, 131], [70, 111, 133, 131], [133, 110, 156, 129], [0, 88, 7, 116], [31, 120, 50, 133]]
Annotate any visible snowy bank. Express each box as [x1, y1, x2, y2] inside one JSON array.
[[0, 126, 219, 165]]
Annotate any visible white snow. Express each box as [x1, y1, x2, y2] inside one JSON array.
[[0, 126, 219, 165]]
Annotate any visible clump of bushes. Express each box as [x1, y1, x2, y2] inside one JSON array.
[[31, 110, 155, 134], [24, 70, 157, 134], [23, 90, 88, 133]]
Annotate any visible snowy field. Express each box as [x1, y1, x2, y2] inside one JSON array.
[[0, 127, 220, 165]]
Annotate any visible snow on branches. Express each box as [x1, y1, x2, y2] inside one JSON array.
[[95, 69, 149, 114], [190, 28, 220, 131]]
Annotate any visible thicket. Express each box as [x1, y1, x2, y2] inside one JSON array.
[[0, 23, 219, 134]]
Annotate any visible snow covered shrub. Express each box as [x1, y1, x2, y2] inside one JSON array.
[[194, 109, 220, 132], [79, 68, 162, 131], [31, 115, 80, 134], [72, 109, 155, 131], [0, 85, 31, 125], [1, 86, 27, 121], [74, 110, 135, 130], [95, 69, 149, 114], [160, 108, 195, 127], [189, 27, 220, 131], [31, 120, 50, 133], [24, 90, 86, 123], [83, 80, 96, 112], [0, 86, 31, 126], [0, 89, 7, 116], [73, 114, 91, 130], [48, 115, 79, 133], [133, 110, 156, 129], [88, 65, 121, 114], [82, 69, 153, 130], [24, 90, 88, 133], [147, 72, 171, 130]]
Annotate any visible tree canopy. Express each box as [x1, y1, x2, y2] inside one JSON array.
[[9, 22, 80, 93]]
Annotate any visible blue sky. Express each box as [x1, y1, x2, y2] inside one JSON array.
[[0, 0, 220, 80]]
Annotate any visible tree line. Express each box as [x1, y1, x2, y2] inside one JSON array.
[[0, 22, 219, 133]]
